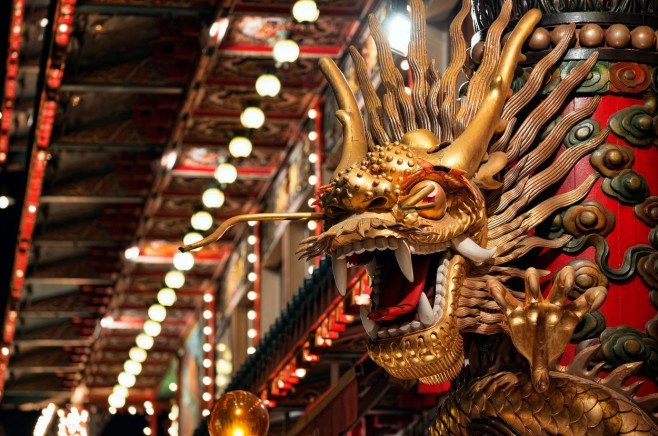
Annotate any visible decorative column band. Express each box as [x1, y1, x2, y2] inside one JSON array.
[[472, 14, 658, 64]]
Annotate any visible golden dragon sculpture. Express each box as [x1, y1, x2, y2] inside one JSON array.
[[182, 0, 658, 433]]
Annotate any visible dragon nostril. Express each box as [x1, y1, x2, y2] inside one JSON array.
[[367, 197, 389, 209]]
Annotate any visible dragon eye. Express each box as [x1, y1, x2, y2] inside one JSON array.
[[403, 180, 447, 219]]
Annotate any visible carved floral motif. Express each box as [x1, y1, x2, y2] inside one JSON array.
[[572, 311, 606, 342], [562, 201, 616, 237], [602, 169, 650, 204], [564, 259, 609, 300], [564, 119, 600, 147], [600, 325, 658, 377], [609, 94, 658, 146], [635, 196, 658, 227], [609, 63, 653, 93], [590, 143, 635, 178]]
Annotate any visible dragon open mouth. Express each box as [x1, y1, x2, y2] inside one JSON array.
[[328, 232, 496, 384], [331, 233, 496, 340]]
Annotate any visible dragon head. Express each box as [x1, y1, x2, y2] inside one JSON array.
[[298, 132, 489, 383], [294, 1, 540, 383]]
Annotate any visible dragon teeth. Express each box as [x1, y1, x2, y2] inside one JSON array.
[[395, 240, 414, 283], [451, 234, 496, 263], [360, 306, 378, 339], [332, 257, 347, 296], [419, 293, 434, 327]]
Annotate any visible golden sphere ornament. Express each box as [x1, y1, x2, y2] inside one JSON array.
[[208, 390, 269, 436]]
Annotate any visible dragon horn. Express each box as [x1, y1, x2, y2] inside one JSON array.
[[319, 57, 368, 178], [438, 9, 542, 177], [179, 212, 324, 252]]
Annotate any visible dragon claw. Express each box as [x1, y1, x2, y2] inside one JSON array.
[[487, 267, 608, 392]]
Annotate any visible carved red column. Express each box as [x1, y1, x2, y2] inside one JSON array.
[[472, 2, 658, 385]]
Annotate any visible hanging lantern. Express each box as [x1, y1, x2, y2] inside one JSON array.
[[136, 333, 154, 350], [183, 232, 203, 252], [208, 391, 269, 436], [165, 270, 185, 289], [240, 107, 265, 129], [108, 394, 126, 409], [129, 347, 147, 363], [191, 210, 213, 231], [148, 304, 167, 322], [214, 163, 238, 184], [143, 320, 162, 337], [157, 288, 177, 307], [124, 360, 142, 375], [255, 74, 281, 97], [117, 372, 136, 388], [113, 385, 129, 398], [292, 0, 319, 23], [273, 39, 300, 63], [173, 251, 195, 271], [229, 136, 253, 158], [203, 187, 225, 208]]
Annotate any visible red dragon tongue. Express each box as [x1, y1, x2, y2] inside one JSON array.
[[368, 255, 431, 322]]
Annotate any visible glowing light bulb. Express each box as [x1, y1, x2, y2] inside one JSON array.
[[247, 346, 256, 354], [191, 211, 213, 231], [385, 11, 411, 55], [295, 368, 307, 378], [124, 360, 142, 375], [202, 187, 225, 208], [307, 220, 317, 231], [273, 39, 300, 63], [173, 252, 194, 271], [136, 333, 154, 350], [248, 272, 257, 282], [148, 304, 167, 322], [118, 372, 136, 388], [255, 75, 281, 98], [129, 347, 147, 363], [165, 270, 185, 289], [108, 394, 126, 408], [214, 163, 238, 184], [247, 253, 257, 263], [229, 136, 253, 158], [247, 329, 257, 338], [292, 0, 319, 23], [308, 131, 318, 141], [183, 232, 203, 252], [143, 320, 162, 337], [240, 107, 265, 129], [247, 235, 257, 245], [247, 310, 256, 320], [124, 246, 140, 261], [307, 108, 317, 119], [308, 175, 317, 185], [113, 385, 128, 398], [157, 288, 177, 307], [169, 382, 178, 392], [208, 391, 269, 436], [128, 406, 137, 415], [308, 153, 318, 163], [247, 291, 257, 301]]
